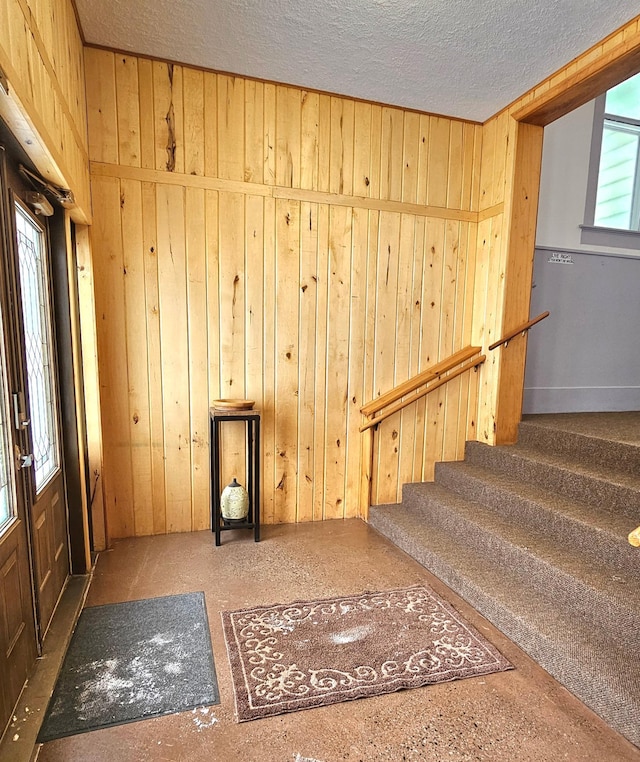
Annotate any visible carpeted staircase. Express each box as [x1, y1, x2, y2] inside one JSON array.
[[369, 413, 640, 747]]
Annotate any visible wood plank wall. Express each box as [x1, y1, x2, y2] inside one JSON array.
[[84, 48, 484, 537], [0, 0, 91, 221]]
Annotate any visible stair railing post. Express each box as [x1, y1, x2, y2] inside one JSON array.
[[360, 423, 375, 521]]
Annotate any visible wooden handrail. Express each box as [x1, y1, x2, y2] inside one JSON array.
[[488, 311, 549, 351], [360, 345, 482, 417], [360, 354, 485, 432]]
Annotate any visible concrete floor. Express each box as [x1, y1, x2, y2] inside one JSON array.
[[34, 520, 640, 762]]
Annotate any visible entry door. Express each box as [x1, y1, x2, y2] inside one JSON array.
[[0, 157, 37, 737], [13, 199, 69, 638]]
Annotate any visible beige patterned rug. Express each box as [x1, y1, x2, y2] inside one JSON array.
[[222, 585, 513, 722]]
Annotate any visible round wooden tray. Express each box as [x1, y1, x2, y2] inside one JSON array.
[[212, 399, 255, 410]]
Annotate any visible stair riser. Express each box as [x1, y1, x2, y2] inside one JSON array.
[[368, 508, 640, 746], [518, 421, 640, 479], [400, 488, 640, 641], [465, 442, 640, 522], [432, 464, 640, 573]]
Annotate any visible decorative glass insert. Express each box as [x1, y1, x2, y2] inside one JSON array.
[[15, 202, 60, 491], [0, 326, 15, 534]]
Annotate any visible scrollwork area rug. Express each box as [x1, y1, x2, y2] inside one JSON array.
[[222, 584, 512, 722]]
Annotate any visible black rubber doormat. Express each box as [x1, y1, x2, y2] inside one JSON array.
[[38, 592, 219, 741]]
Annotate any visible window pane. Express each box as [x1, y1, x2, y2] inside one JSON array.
[[15, 204, 60, 491], [594, 123, 639, 230], [0, 335, 15, 534], [605, 72, 640, 120]]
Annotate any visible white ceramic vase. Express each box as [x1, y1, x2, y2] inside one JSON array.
[[220, 478, 249, 523]]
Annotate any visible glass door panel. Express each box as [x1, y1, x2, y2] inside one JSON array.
[[14, 202, 60, 492], [0, 307, 16, 536]]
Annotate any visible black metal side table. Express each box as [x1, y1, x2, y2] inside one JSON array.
[[210, 408, 261, 546]]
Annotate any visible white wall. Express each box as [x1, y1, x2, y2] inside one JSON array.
[[524, 99, 640, 414]]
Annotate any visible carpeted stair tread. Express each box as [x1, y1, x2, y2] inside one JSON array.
[[521, 412, 640, 446], [368, 503, 640, 744], [465, 441, 640, 520], [518, 416, 640, 479], [468, 439, 640, 493], [400, 481, 640, 639], [432, 461, 640, 571]]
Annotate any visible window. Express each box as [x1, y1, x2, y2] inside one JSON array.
[[586, 74, 640, 238], [0, 335, 15, 533], [15, 202, 60, 491]]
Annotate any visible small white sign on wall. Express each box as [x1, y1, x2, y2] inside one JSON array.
[[547, 251, 574, 265]]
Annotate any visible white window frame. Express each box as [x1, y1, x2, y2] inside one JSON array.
[[581, 91, 640, 250]]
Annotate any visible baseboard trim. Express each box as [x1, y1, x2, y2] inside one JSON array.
[[523, 386, 640, 414]]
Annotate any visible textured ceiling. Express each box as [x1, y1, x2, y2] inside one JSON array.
[[75, 1, 639, 122]]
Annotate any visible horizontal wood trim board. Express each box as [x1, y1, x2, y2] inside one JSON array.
[[512, 34, 640, 126], [360, 345, 482, 416], [90, 162, 479, 222], [477, 203, 504, 222], [360, 355, 486, 433]]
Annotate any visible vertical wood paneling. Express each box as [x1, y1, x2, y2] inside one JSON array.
[[185, 187, 209, 530], [91, 175, 135, 537], [300, 91, 320, 191], [244, 80, 264, 184], [345, 207, 368, 518], [396, 214, 418, 498], [297, 201, 318, 522], [353, 102, 372, 197], [380, 108, 404, 202], [86, 50, 492, 535], [329, 97, 354, 195], [274, 199, 300, 523], [317, 95, 332, 193], [218, 192, 247, 487], [218, 75, 245, 181], [276, 86, 301, 188], [402, 112, 420, 204], [262, 196, 277, 524], [312, 204, 330, 521], [115, 55, 141, 167], [263, 84, 277, 186], [183, 68, 205, 177], [137, 58, 155, 170], [422, 218, 446, 481], [156, 184, 192, 532], [86, 50, 118, 165], [372, 211, 401, 504], [411, 217, 428, 481], [324, 205, 352, 518], [75, 225, 106, 550], [141, 182, 167, 535], [204, 72, 218, 177], [121, 179, 153, 536]]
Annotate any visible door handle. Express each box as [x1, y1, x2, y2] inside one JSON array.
[[19, 453, 34, 469]]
